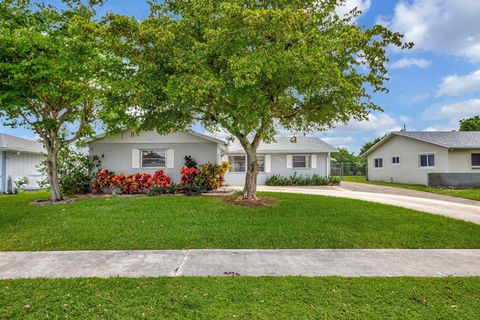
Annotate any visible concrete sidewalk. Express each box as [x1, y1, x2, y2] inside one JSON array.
[[1, 249, 479, 279], [256, 186, 480, 225]]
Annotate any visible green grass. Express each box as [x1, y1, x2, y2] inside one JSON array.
[[1, 191, 480, 250], [1, 277, 480, 319], [342, 176, 480, 201]]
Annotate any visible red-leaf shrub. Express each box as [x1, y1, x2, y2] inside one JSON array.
[[179, 166, 198, 194], [93, 170, 171, 194], [152, 170, 171, 188], [92, 169, 116, 193]]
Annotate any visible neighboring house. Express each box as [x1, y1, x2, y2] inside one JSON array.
[[362, 131, 480, 187], [87, 130, 336, 185], [0, 133, 46, 192]]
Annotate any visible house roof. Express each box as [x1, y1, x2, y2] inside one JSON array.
[[0, 133, 44, 153], [362, 131, 480, 157], [226, 136, 337, 154]]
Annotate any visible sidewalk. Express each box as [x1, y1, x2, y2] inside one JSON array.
[[1, 249, 479, 279]]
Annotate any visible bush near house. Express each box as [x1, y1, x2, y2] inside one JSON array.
[[265, 174, 340, 186], [91, 158, 229, 195]]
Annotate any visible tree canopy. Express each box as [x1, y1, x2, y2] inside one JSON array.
[[102, 0, 411, 198], [459, 116, 480, 131], [360, 136, 384, 156], [0, 0, 107, 201]]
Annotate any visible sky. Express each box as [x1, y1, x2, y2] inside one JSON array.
[[2, 0, 480, 154]]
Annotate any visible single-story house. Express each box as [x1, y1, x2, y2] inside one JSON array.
[[0, 133, 46, 193], [362, 131, 480, 187], [87, 130, 337, 185]]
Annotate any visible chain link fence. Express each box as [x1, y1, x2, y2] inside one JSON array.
[[331, 162, 367, 178]]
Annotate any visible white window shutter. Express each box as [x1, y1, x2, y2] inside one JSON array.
[[311, 154, 317, 169], [221, 154, 229, 163], [287, 155, 293, 169], [166, 149, 175, 168], [265, 154, 271, 173], [132, 149, 140, 169]]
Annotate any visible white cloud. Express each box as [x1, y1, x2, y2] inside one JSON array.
[[332, 113, 401, 135], [411, 92, 431, 102], [385, 0, 480, 62], [437, 69, 480, 96], [335, 0, 371, 20], [423, 99, 480, 123], [391, 58, 431, 69], [424, 124, 456, 132], [322, 136, 355, 147]]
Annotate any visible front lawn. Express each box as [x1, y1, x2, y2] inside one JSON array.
[[1, 191, 480, 250], [1, 277, 479, 319], [343, 176, 480, 202]]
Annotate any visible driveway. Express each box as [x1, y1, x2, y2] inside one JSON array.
[[256, 184, 480, 225]]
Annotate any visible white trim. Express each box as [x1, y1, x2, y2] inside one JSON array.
[[311, 154, 317, 169], [265, 154, 271, 173], [286, 155, 293, 169], [373, 157, 383, 169], [166, 149, 175, 168], [391, 155, 400, 165], [291, 154, 311, 169], [418, 152, 436, 168], [132, 149, 140, 169], [471, 152, 480, 169]]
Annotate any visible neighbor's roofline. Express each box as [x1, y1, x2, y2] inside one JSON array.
[[225, 149, 337, 154], [360, 131, 454, 157]]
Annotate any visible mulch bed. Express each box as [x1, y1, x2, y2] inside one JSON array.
[[224, 196, 277, 208]]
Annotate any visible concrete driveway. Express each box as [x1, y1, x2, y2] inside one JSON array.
[[256, 184, 480, 225]]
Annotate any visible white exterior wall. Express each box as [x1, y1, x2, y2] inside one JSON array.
[[367, 135, 449, 185], [1, 151, 45, 190], [224, 153, 329, 186], [448, 149, 480, 172]]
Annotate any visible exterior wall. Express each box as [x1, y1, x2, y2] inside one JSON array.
[[1, 151, 45, 191], [366, 135, 449, 185], [448, 149, 480, 172], [428, 173, 480, 188], [224, 153, 329, 186], [89, 142, 219, 183]]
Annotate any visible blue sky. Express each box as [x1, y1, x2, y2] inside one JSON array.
[[3, 0, 480, 153]]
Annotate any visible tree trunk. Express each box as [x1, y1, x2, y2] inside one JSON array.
[[243, 148, 258, 199], [46, 149, 63, 202]]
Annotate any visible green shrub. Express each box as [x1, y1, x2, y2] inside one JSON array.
[[147, 183, 179, 196], [265, 173, 340, 186]]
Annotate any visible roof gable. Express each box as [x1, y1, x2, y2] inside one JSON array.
[[88, 130, 226, 145], [0, 133, 44, 153]]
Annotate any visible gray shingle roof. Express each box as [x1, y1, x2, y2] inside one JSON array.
[[395, 131, 480, 148], [0, 133, 44, 153], [226, 136, 337, 153]]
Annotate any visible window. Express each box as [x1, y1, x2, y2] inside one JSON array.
[[374, 158, 383, 168], [472, 153, 480, 167], [392, 156, 400, 164], [257, 155, 265, 172], [292, 155, 310, 168], [419, 154, 435, 167], [141, 150, 166, 168], [229, 155, 246, 172]]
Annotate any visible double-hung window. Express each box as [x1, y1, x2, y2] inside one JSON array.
[[229, 155, 246, 172], [292, 155, 310, 168], [392, 156, 400, 164], [141, 150, 166, 168], [374, 158, 383, 168], [419, 154, 435, 167], [472, 153, 480, 168]]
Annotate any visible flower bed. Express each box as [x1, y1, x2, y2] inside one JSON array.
[[92, 159, 229, 196]]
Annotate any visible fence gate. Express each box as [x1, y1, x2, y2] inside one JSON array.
[[331, 162, 367, 178]]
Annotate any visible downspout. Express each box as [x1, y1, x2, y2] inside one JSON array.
[[1, 151, 6, 193]]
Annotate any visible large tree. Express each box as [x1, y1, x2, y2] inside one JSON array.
[[0, 0, 107, 201], [459, 116, 480, 131], [104, 0, 411, 199]]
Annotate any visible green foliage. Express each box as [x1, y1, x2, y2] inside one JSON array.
[[183, 155, 198, 169], [102, 0, 412, 196], [265, 173, 340, 186], [146, 183, 179, 196], [459, 116, 480, 131], [332, 148, 364, 164], [14, 177, 29, 191], [39, 147, 102, 195], [0, 0, 109, 201], [360, 136, 384, 155]]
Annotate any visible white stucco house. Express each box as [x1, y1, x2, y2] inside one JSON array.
[[362, 131, 480, 187], [0, 133, 46, 192], [87, 130, 337, 185]]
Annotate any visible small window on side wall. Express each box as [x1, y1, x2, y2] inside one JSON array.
[[472, 153, 480, 167], [292, 155, 310, 168], [374, 158, 383, 168], [419, 154, 435, 167], [392, 156, 400, 164], [141, 150, 166, 168]]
